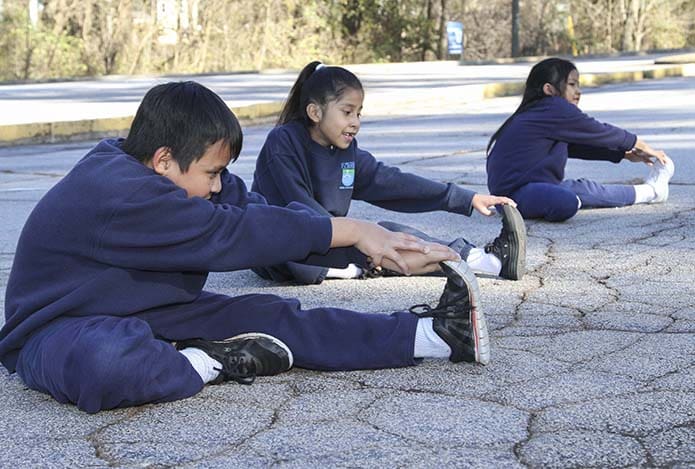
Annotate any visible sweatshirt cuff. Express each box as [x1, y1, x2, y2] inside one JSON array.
[[448, 184, 476, 216], [622, 131, 638, 152], [310, 216, 333, 254]]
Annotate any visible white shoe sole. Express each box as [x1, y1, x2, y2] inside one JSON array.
[[440, 260, 491, 365]]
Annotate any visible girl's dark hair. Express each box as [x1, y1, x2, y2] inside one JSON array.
[[486, 57, 577, 155], [123, 81, 243, 171], [277, 61, 364, 126]]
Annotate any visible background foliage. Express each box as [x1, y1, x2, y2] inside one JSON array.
[[0, 0, 693, 81]]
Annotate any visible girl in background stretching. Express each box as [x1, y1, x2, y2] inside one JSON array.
[[252, 61, 526, 285], [486, 57, 674, 222]]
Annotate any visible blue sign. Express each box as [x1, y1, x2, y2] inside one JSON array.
[[446, 21, 464, 55]]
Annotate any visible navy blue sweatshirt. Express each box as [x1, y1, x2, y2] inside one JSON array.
[[486, 96, 638, 196], [252, 120, 476, 217], [1, 139, 332, 372]]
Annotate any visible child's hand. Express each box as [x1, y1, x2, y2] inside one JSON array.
[[626, 139, 669, 165], [472, 194, 517, 216], [380, 242, 461, 275], [330, 218, 432, 274]]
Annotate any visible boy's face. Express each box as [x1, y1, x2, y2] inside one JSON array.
[[154, 140, 231, 199]]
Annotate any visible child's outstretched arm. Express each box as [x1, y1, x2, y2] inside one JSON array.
[[329, 218, 458, 275], [624, 138, 670, 166]]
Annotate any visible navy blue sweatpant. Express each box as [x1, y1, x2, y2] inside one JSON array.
[[254, 221, 474, 284], [512, 178, 636, 222], [15, 291, 418, 413]]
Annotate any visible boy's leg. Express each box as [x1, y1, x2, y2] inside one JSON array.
[[137, 292, 419, 370], [560, 178, 635, 208], [512, 182, 580, 222], [140, 263, 491, 370], [15, 315, 204, 413]]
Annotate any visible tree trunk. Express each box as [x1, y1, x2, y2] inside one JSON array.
[[511, 0, 520, 57], [437, 0, 447, 59], [421, 0, 433, 61], [620, 0, 637, 50]]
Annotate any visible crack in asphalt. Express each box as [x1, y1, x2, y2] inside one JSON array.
[[85, 407, 146, 467]]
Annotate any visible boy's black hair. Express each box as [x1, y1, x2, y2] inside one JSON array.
[[277, 61, 364, 126], [123, 81, 243, 171], [486, 57, 577, 155]]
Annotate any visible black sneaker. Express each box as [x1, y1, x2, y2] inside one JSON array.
[[176, 333, 293, 385], [484, 204, 526, 280], [410, 260, 490, 365]]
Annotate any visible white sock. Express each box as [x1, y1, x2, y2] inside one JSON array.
[[413, 317, 452, 358], [180, 347, 221, 384], [466, 247, 502, 276], [326, 263, 364, 279], [633, 184, 656, 204]]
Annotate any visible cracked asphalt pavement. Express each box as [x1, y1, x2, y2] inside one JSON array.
[[0, 77, 693, 467]]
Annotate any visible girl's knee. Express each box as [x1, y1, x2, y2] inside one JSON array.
[[515, 185, 579, 222], [544, 194, 580, 222]]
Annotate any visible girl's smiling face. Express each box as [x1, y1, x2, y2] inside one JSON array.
[[562, 69, 581, 105], [307, 87, 364, 150]]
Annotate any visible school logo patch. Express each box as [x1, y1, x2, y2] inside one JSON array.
[[340, 161, 355, 189]]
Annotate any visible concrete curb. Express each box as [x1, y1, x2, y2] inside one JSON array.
[[0, 101, 284, 147], [1, 64, 693, 146]]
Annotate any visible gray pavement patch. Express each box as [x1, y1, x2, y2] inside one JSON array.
[[580, 333, 695, 381], [496, 330, 646, 364], [361, 392, 528, 448], [533, 391, 695, 437], [2, 439, 108, 468], [644, 426, 695, 466], [518, 430, 647, 468], [495, 370, 644, 411], [583, 310, 674, 332], [93, 385, 289, 466]]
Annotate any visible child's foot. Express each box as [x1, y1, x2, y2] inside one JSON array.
[[645, 157, 675, 203], [176, 333, 293, 384], [484, 204, 527, 280], [411, 260, 490, 364]]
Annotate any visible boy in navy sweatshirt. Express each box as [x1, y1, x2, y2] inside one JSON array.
[[0, 81, 490, 413]]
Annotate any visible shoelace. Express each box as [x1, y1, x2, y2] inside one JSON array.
[[409, 303, 462, 319], [216, 354, 256, 385], [484, 232, 509, 259]]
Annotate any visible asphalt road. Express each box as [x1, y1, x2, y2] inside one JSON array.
[[0, 76, 694, 467], [0, 53, 681, 125]]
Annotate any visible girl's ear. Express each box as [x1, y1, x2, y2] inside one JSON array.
[[542, 83, 558, 96], [306, 103, 323, 124], [151, 146, 172, 175]]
